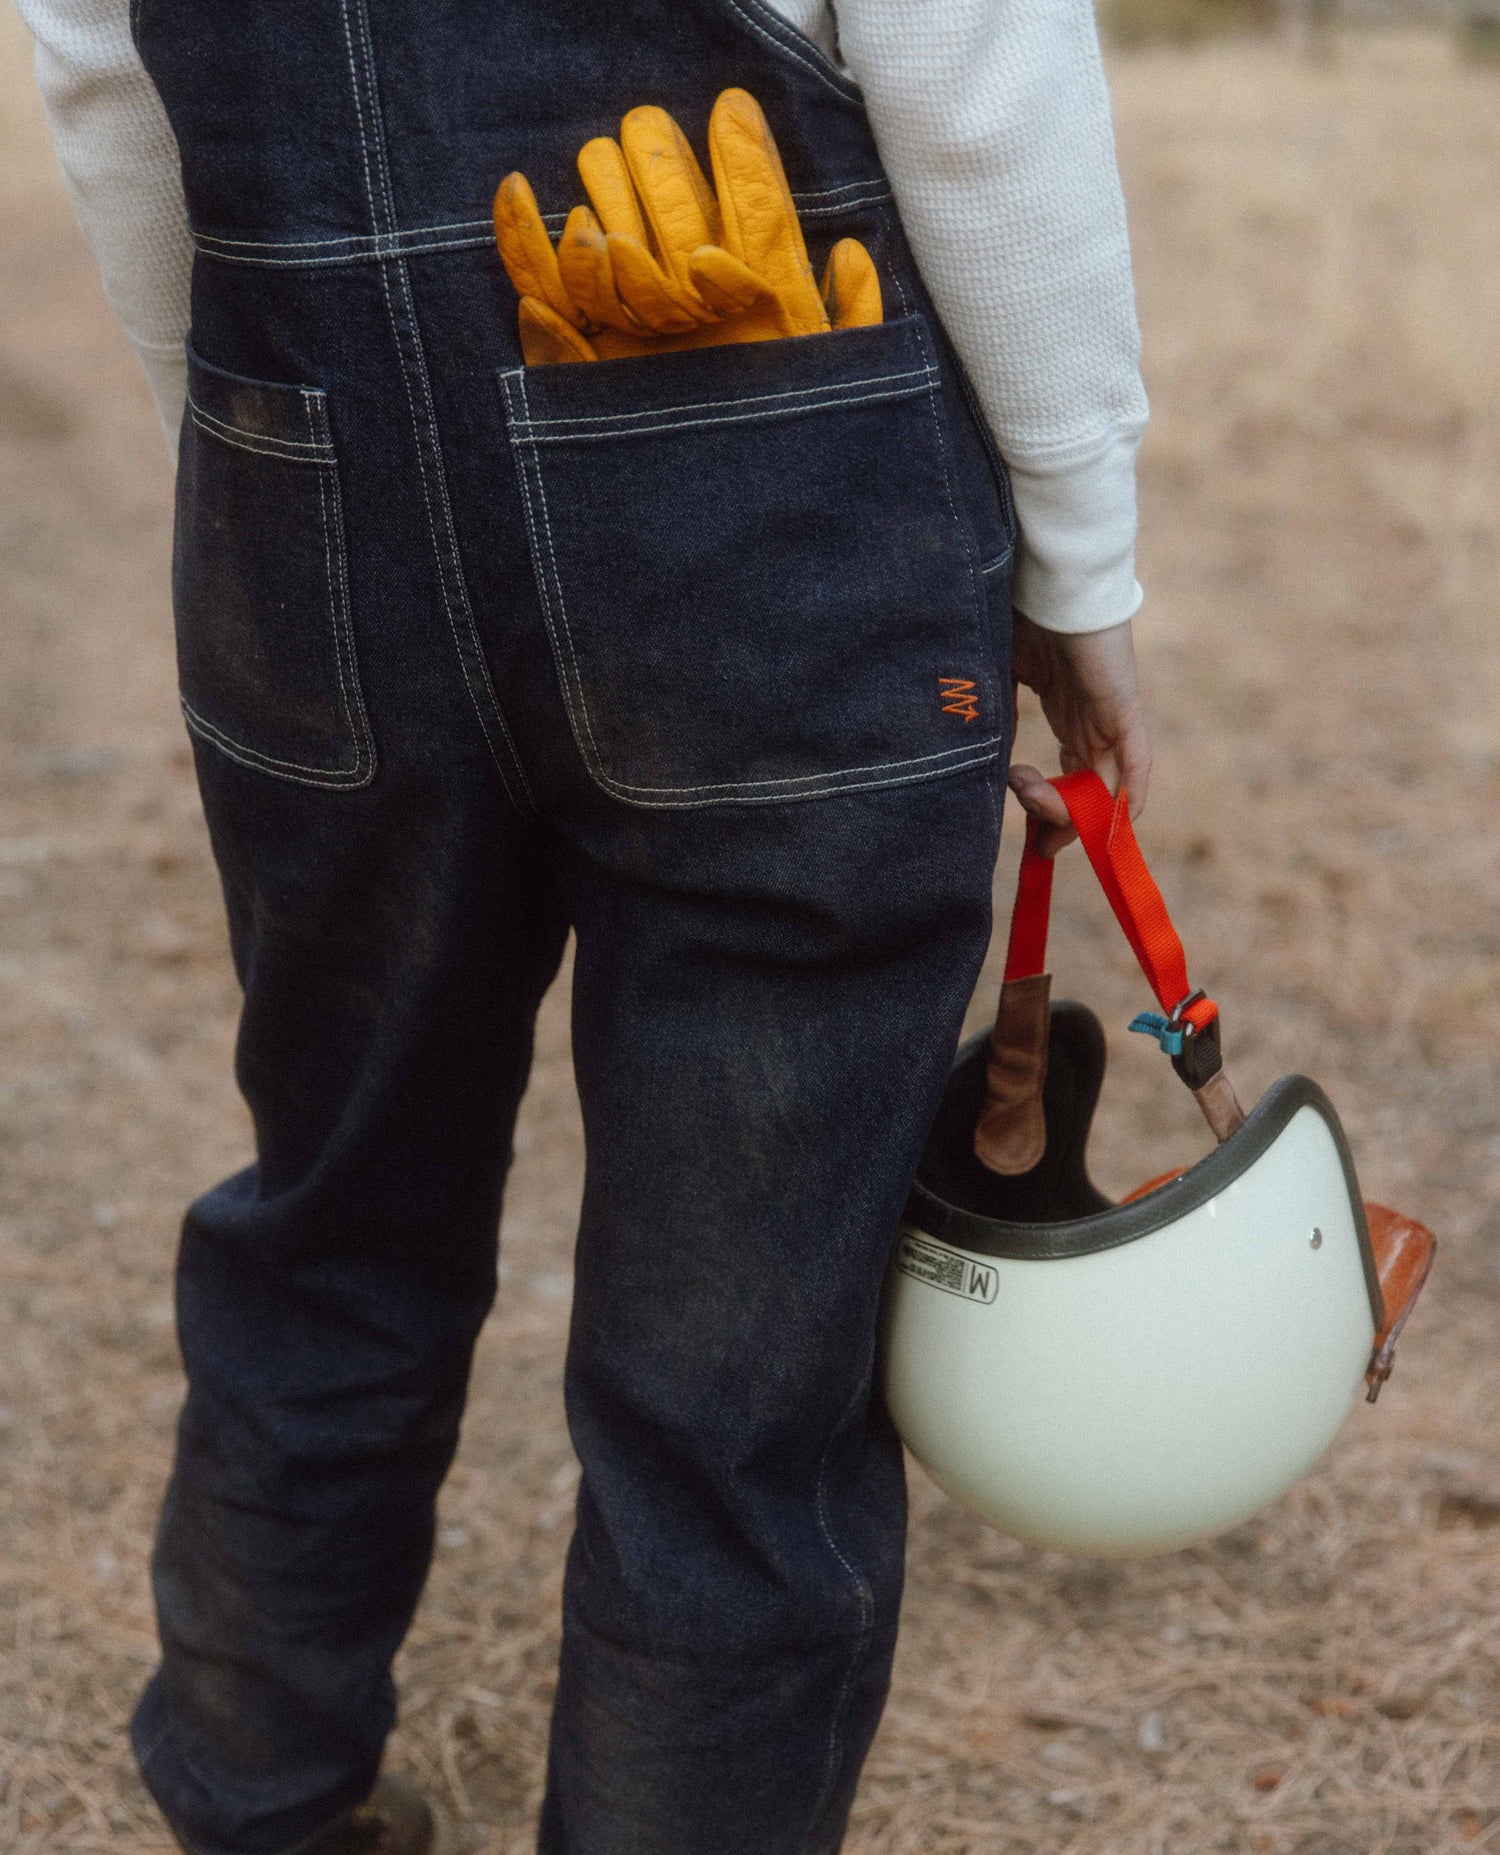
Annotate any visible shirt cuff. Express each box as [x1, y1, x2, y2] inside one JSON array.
[[1007, 422, 1146, 634]]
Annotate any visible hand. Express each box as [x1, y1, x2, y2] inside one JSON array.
[[1007, 612, 1151, 857]]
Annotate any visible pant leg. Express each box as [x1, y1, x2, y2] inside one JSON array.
[[132, 740, 569, 1855], [540, 763, 1004, 1855]]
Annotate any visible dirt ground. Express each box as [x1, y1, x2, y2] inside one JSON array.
[[2, 21, 1498, 1854]]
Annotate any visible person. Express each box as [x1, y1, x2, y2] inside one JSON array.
[[18, 1, 1153, 1850]]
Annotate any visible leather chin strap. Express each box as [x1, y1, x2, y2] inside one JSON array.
[[975, 771, 1246, 1176]]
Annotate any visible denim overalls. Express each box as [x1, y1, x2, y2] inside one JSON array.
[[128, 2, 1016, 1849]]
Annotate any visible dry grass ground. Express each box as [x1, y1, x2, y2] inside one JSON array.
[[2, 22, 1498, 1854]]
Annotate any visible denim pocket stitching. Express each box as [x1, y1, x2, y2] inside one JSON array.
[[506, 366, 1005, 804], [338, 0, 536, 816], [718, 0, 863, 103], [501, 331, 1005, 808], [508, 368, 612, 781], [506, 365, 932, 432], [908, 316, 1003, 728], [179, 393, 375, 788], [186, 401, 333, 463]]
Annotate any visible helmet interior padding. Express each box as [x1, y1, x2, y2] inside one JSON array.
[[918, 1003, 1113, 1226]]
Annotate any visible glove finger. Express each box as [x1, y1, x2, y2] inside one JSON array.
[[820, 238, 883, 330], [607, 231, 713, 334], [688, 245, 784, 322], [518, 296, 599, 365], [576, 136, 650, 244], [706, 88, 826, 333], [558, 206, 646, 332], [620, 104, 722, 297], [493, 172, 587, 329]]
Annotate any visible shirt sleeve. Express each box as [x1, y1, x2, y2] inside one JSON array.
[[17, 0, 193, 459], [825, 0, 1150, 632]]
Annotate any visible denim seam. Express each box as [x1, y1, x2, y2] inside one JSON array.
[[181, 391, 375, 786], [805, 1376, 877, 1847], [510, 378, 933, 447], [511, 369, 611, 778], [195, 234, 496, 269], [189, 188, 894, 270], [892, 262, 1005, 739], [313, 415, 378, 781], [507, 366, 934, 438], [508, 361, 929, 426], [782, 178, 888, 206], [196, 218, 493, 252], [187, 403, 333, 462], [338, 0, 537, 815], [180, 708, 372, 788], [719, 0, 863, 103]]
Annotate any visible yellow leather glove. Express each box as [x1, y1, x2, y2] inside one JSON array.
[[493, 88, 882, 365]]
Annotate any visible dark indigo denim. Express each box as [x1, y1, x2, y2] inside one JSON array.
[[128, 3, 1016, 1850]]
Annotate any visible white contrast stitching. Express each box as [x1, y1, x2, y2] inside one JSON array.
[[500, 364, 1005, 803], [191, 194, 891, 272], [720, 0, 862, 102], [180, 698, 371, 784], [506, 362, 931, 431], [906, 302, 1006, 731], [313, 453, 372, 777], [512, 380, 932, 447], [338, 0, 534, 813], [588, 735, 1005, 799], [311, 385, 377, 770], [787, 178, 890, 205], [195, 217, 492, 252], [195, 234, 496, 270], [514, 370, 610, 777], [574, 738, 1001, 811], [352, 0, 535, 812], [187, 402, 333, 461]]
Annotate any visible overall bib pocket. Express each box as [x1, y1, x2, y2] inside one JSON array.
[[174, 346, 374, 789], [499, 317, 1004, 808]]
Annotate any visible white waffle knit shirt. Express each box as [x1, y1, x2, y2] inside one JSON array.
[[18, 0, 1149, 633]]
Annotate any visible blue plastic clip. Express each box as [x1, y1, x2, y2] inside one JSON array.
[[1128, 1010, 1186, 1056]]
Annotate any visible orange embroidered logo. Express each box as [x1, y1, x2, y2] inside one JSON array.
[[939, 677, 980, 722]]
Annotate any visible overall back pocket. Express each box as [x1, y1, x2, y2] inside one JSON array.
[[175, 346, 374, 788], [499, 317, 1003, 808]]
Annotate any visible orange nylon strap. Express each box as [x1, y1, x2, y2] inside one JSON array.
[[1001, 814, 1054, 983], [1001, 771, 1219, 1035]]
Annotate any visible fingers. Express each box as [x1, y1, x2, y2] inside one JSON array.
[[517, 297, 598, 365], [493, 173, 587, 330], [576, 136, 650, 244], [572, 117, 720, 333], [606, 232, 709, 332], [557, 206, 643, 332], [707, 88, 827, 334], [618, 106, 721, 313], [1006, 763, 1077, 858], [1116, 707, 1153, 820], [688, 244, 781, 320], [820, 239, 882, 329]]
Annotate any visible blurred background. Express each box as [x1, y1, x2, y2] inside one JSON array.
[[2, 4, 1497, 1849]]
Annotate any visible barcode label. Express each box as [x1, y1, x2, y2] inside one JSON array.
[[897, 1233, 998, 1305]]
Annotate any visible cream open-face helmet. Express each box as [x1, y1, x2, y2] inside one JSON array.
[[881, 772, 1434, 1559]]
